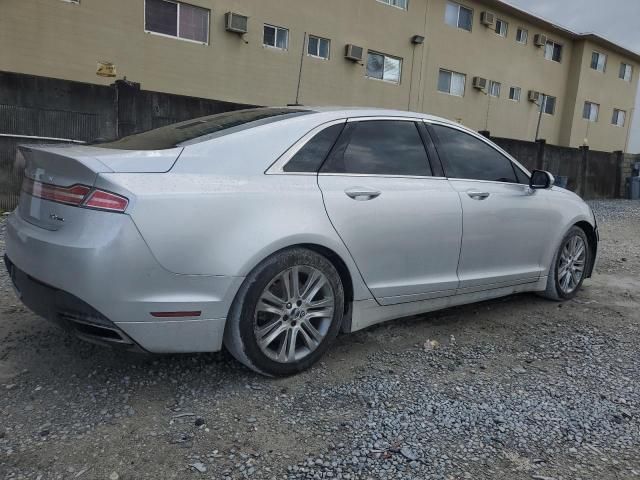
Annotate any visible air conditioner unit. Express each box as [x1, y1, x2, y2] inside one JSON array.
[[472, 77, 487, 90], [528, 90, 541, 102], [534, 34, 547, 47], [480, 12, 495, 27], [345, 44, 364, 62], [225, 12, 248, 34]]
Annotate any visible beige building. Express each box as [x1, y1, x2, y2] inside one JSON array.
[[1, 0, 639, 151]]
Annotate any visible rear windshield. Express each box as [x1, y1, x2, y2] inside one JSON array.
[[94, 108, 311, 150]]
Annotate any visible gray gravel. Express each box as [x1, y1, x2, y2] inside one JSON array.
[[1, 200, 640, 480]]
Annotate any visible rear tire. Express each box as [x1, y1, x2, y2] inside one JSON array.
[[540, 226, 590, 301], [223, 248, 344, 377]]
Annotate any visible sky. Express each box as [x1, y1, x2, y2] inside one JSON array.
[[502, 0, 640, 153]]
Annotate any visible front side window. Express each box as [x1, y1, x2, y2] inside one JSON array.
[[366, 52, 402, 83], [495, 19, 508, 37], [378, 0, 408, 9], [488, 81, 501, 97], [583, 101, 599, 122], [308, 35, 330, 59], [509, 86, 521, 102], [445, 2, 473, 32], [620, 63, 633, 82], [430, 124, 517, 183], [263, 24, 289, 50], [322, 121, 432, 176], [542, 95, 556, 115], [612, 109, 626, 127], [516, 27, 528, 44], [438, 69, 466, 96], [544, 40, 563, 62], [145, 0, 209, 43], [284, 123, 345, 172], [591, 51, 607, 72]]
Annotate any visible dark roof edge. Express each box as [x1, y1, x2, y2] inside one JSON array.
[[480, 0, 640, 63]]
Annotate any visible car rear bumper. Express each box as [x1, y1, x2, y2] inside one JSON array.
[[4, 207, 244, 353]]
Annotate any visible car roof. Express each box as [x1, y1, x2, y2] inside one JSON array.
[[302, 106, 459, 126]]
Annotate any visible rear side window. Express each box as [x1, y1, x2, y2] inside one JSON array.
[[94, 108, 311, 150], [321, 120, 432, 176], [430, 124, 517, 183], [283, 123, 345, 172]]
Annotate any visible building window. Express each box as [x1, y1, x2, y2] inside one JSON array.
[[308, 35, 330, 59], [542, 94, 556, 115], [145, 0, 209, 44], [445, 2, 473, 32], [366, 52, 402, 83], [583, 102, 599, 122], [516, 27, 528, 44], [377, 0, 408, 10], [544, 40, 563, 62], [612, 109, 626, 127], [508, 86, 521, 102], [488, 81, 501, 97], [263, 24, 289, 50], [591, 51, 607, 72], [438, 69, 466, 96], [495, 19, 508, 37], [620, 63, 633, 82]]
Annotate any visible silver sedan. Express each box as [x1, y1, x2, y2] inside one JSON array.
[[5, 107, 598, 376]]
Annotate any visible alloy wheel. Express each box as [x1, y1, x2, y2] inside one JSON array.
[[557, 234, 587, 294], [253, 266, 335, 363]]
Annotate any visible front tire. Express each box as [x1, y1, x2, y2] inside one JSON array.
[[540, 226, 590, 301], [223, 248, 344, 376]]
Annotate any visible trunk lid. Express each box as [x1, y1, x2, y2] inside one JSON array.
[[18, 144, 182, 230]]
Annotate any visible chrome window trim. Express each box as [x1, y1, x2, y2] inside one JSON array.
[[318, 172, 447, 180], [424, 119, 532, 180]]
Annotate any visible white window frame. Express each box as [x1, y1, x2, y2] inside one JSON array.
[[612, 109, 626, 127], [488, 80, 501, 97], [541, 94, 556, 115], [508, 86, 521, 102], [307, 35, 330, 60], [544, 40, 563, 63], [445, 1, 473, 32], [515, 27, 528, 44], [377, 0, 408, 10], [591, 51, 607, 73], [620, 63, 633, 82], [583, 101, 599, 122], [366, 51, 403, 84], [495, 19, 508, 37], [263, 24, 289, 50], [144, 0, 210, 45], [437, 69, 466, 97]]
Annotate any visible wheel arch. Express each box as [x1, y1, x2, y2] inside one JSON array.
[[574, 220, 598, 278]]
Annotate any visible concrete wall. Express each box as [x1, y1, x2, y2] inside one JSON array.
[[1, 0, 638, 152]]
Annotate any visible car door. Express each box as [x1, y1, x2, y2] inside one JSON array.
[[318, 118, 463, 305], [427, 122, 552, 292]]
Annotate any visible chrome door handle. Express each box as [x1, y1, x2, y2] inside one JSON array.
[[344, 187, 381, 201], [467, 190, 490, 200]]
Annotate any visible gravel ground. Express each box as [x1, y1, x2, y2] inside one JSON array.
[[1, 201, 640, 480]]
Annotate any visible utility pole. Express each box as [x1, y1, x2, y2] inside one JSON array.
[[535, 94, 546, 142]]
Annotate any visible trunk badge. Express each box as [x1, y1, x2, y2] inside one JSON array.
[[49, 213, 65, 222]]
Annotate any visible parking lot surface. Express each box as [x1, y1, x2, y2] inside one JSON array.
[[1, 200, 640, 480]]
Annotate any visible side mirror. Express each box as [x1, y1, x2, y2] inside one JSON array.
[[530, 170, 554, 190]]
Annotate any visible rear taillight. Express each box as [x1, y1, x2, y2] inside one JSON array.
[[22, 177, 129, 213], [22, 177, 90, 206], [83, 189, 129, 212]]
